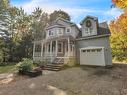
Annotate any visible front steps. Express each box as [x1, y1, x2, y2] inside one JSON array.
[[44, 64, 64, 71], [44, 58, 65, 71]]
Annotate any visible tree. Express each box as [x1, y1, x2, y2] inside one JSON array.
[[0, 0, 10, 63], [49, 10, 71, 22], [110, 0, 127, 62], [0, 0, 10, 36], [30, 7, 49, 40], [112, 0, 127, 9], [109, 11, 127, 62]]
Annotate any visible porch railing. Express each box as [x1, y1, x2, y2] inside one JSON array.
[[34, 52, 41, 57]]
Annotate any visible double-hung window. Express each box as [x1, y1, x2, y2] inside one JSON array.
[[66, 27, 71, 33], [49, 30, 53, 36], [57, 28, 63, 35]]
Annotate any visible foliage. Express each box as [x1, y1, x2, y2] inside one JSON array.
[[109, 11, 127, 62], [31, 7, 49, 40], [66, 58, 77, 67], [16, 58, 34, 72], [34, 60, 48, 66], [49, 10, 71, 22], [112, 0, 127, 9]]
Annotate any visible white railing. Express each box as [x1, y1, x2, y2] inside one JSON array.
[[34, 52, 41, 57]]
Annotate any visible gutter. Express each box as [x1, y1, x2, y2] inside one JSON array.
[[76, 34, 111, 41]]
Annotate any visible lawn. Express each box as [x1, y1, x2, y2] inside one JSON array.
[[0, 65, 16, 74]]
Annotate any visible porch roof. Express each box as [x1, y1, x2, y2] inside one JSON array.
[[33, 35, 75, 44]]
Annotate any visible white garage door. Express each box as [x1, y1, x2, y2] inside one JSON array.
[[80, 47, 105, 66]]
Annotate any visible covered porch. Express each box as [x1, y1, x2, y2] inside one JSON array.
[[33, 36, 76, 63]]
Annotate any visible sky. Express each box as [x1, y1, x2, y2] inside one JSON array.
[[10, 0, 123, 25]]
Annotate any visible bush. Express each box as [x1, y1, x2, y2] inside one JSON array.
[[16, 58, 34, 72], [34, 60, 48, 67], [67, 58, 77, 67]]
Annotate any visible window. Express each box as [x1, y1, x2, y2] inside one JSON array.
[[52, 41, 56, 52], [91, 49, 96, 52], [48, 44, 50, 52], [58, 42, 63, 52], [85, 28, 93, 35], [49, 30, 53, 36], [66, 28, 71, 33], [85, 28, 89, 34], [82, 50, 86, 52], [87, 50, 90, 52], [90, 28, 93, 34], [57, 28, 63, 35], [35, 44, 41, 52], [96, 49, 102, 52]]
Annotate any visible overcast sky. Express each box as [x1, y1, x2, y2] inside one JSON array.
[[10, 0, 123, 25]]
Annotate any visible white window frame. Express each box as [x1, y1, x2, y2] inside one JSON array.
[[48, 30, 53, 36], [85, 28, 93, 35], [57, 28, 63, 35], [66, 27, 71, 33]]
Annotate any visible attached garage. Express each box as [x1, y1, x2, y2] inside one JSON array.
[[80, 47, 106, 66]]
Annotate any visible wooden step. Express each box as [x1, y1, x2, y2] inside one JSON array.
[[44, 64, 64, 71]]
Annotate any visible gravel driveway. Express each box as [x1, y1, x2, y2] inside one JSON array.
[[0, 64, 127, 95]]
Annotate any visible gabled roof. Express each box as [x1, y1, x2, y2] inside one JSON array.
[[54, 17, 75, 25], [80, 15, 98, 25], [77, 21, 110, 38], [46, 17, 80, 31], [98, 22, 110, 35]]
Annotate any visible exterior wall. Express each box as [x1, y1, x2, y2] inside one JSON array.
[[81, 18, 98, 37], [45, 20, 79, 40], [76, 36, 112, 66], [71, 26, 79, 38]]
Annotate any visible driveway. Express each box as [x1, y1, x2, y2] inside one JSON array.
[[0, 64, 127, 95]]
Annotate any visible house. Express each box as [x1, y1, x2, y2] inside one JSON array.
[[33, 16, 112, 66]]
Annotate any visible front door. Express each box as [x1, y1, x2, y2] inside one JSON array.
[[57, 42, 64, 57]]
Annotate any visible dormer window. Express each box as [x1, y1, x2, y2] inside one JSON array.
[[66, 28, 71, 33], [85, 28, 93, 35]]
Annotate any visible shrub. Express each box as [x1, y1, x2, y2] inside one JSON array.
[[67, 58, 77, 67], [16, 58, 34, 72], [34, 60, 48, 67]]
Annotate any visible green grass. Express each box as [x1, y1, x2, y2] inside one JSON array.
[[0, 65, 16, 74]]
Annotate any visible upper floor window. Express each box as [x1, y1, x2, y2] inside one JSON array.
[[66, 28, 71, 33], [85, 28, 93, 35], [57, 28, 63, 35], [49, 30, 53, 36]]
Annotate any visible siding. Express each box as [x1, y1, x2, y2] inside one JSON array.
[[76, 36, 112, 66]]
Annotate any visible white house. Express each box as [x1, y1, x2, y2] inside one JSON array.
[[33, 16, 112, 66]]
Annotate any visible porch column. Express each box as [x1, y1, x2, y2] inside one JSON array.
[[68, 37, 70, 57], [50, 41, 53, 62], [56, 40, 58, 57], [45, 44, 46, 57], [41, 42, 43, 57], [33, 42, 35, 59]]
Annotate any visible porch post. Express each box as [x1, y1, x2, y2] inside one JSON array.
[[56, 40, 58, 57], [45, 44, 46, 57], [41, 42, 43, 57], [68, 37, 70, 57], [33, 42, 35, 59], [50, 41, 52, 62]]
